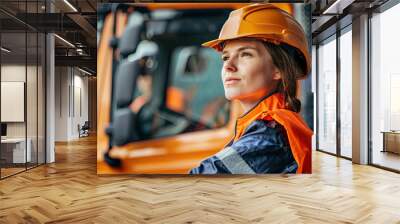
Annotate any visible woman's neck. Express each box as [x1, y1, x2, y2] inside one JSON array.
[[237, 87, 274, 114], [239, 101, 258, 114]]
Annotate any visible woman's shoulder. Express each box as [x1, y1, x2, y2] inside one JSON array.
[[235, 119, 288, 151], [242, 119, 286, 138], [231, 119, 296, 173]]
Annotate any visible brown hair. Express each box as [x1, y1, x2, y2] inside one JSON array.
[[262, 41, 304, 113]]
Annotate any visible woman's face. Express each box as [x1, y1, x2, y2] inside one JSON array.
[[221, 39, 280, 101]]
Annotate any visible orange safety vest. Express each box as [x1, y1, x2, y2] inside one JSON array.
[[233, 93, 313, 174]]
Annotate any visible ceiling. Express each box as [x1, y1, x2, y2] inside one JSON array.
[[1, 0, 394, 75], [311, 0, 390, 43], [0, 0, 97, 74]]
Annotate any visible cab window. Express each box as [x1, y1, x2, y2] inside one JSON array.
[[167, 46, 230, 129]]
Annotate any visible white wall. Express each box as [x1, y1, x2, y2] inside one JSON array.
[[1, 64, 26, 81], [54, 67, 89, 141], [55, 66, 69, 141]]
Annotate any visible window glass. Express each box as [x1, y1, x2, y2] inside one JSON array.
[[371, 3, 400, 171], [317, 36, 337, 154], [168, 46, 230, 130], [0, 0, 46, 179], [130, 46, 230, 141], [27, 31, 38, 169], [1, 12, 28, 177], [339, 28, 352, 158]]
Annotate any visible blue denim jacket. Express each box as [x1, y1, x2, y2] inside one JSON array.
[[189, 119, 298, 174]]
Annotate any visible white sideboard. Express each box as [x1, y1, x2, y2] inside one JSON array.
[[1, 138, 32, 163]]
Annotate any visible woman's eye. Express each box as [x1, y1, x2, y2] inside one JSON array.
[[241, 52, 252, 57]]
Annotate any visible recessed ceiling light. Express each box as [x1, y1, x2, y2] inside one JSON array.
[[1, 47, 11, 53], [78, 67, 93, 76], [54, 34, 75, 48], [63, 0, 78, 12]]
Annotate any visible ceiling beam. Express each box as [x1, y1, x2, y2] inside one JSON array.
[[67, 13, 96, 46], [55, 55, 96, 70]]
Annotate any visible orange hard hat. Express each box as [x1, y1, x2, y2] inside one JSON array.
[[202, 4, 311, 79]]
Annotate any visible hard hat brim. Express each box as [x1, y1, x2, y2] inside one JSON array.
[[202, 34, 279, 52], [202, 38, 228, 52]]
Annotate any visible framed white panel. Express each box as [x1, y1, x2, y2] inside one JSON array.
[[1, 82, 25, 122]]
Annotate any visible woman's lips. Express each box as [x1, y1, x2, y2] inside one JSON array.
[[224, 77, 241, 85]]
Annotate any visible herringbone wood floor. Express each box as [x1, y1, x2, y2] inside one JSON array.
[[1, 135, 400, 223]]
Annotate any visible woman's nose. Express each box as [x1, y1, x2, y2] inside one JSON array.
[[223, 56, 238, 73]]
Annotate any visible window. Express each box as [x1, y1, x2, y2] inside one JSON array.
[[0, 0, 47, 179], [129, 46, 230, 141], [339, 27, 352, 158], [168, 46, 230, 129], [371, 3, 400, 171], [317, 36, 337, 154]]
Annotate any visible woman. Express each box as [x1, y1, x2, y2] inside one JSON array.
[[190, 4, 312, 174]]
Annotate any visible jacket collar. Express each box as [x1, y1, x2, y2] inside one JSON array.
[[236, 92, 287, 127], [232, 92, 287, 142]]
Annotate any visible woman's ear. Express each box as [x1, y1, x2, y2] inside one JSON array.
[[272, 67, 282, 80]]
